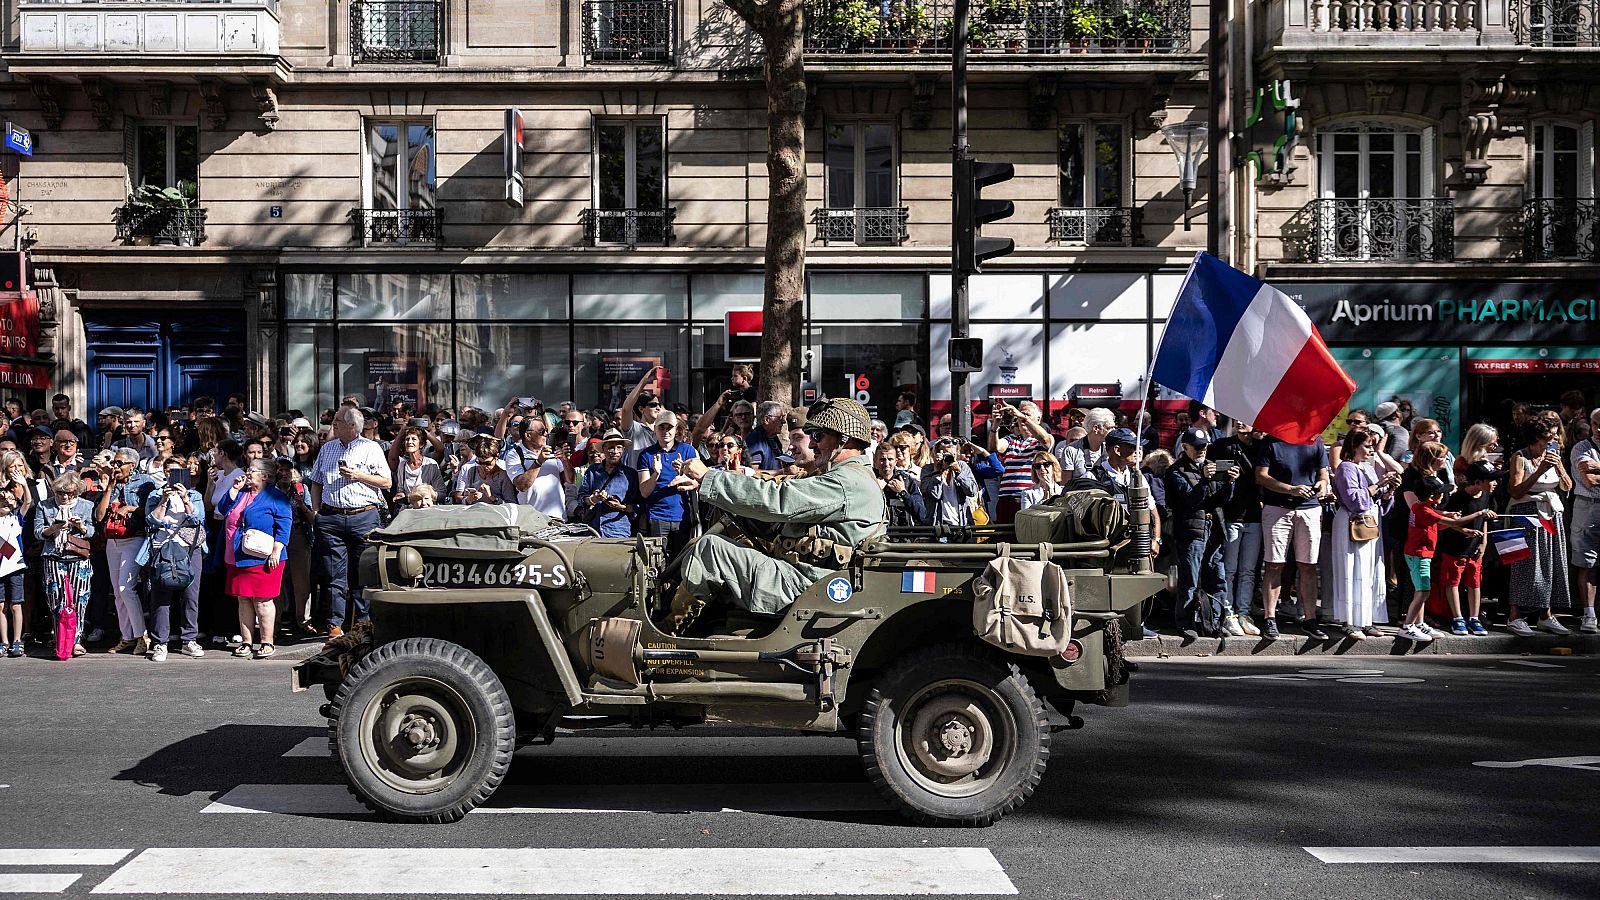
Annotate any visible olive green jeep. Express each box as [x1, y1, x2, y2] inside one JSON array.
[[293, 502, 1161, 827]]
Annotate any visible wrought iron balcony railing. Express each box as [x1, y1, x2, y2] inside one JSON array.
[[351, 208, 442, 246], [804, 0, 1192, 54], [114, 207, 208, 247], [1521, 198, 1597, 261], [583, 0, 675, 62], [1512, 0, 1600, 45], [1290, 198, 1454, 262], [580, 208, 676, 246], [811, 207, 910, 245], [352, 0, 441, 62], [1047, 207, 1141, 246]]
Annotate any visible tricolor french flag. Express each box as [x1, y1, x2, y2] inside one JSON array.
[[1508, 514, 1558, 536], [901, 570, 937, 594], [1491, 528, 1533, 564], [1152, 253, 1356, 445]]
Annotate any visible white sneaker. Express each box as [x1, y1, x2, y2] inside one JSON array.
[[180, 641, 205, 658], [1225, 615, 1246, 637], [1400, 623, 1434, 643], [1237, 616, 1261, 637], [1581, 612, 1598, 634], [1538, 616, 1571, 635], [1423, 624, 1449, 639], [1507, 618, 1536, 637], [149, 645, 167, 662]]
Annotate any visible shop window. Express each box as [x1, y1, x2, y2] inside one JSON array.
[[808, 323, 927, 425], [808, 272, 925, 321], [690, 272, 764, 321], [284, 325, 335, 418], [337, 273, 450, 320], [283, 274, 334, 320], [134, 123, 198, 190], [334, 324, 455, 413], [455, 274, 568, 320], [573, 324, 687, 411], [591, 118, 669, 246], [1526, 122, 1595, 261], [573, 272, 686, 319], [455, 325, 573, 412]]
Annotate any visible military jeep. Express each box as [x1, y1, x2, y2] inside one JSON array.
[[292, 502, 1161, 827]]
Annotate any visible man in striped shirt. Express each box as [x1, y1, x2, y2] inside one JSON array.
[[986, 399, 1054, 524]]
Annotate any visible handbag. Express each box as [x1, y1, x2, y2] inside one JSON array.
[[240, 527, 275, 559], [1349, 512, 1380, 543], [55, 573, 77, 660], [63, 535, 91, 558]]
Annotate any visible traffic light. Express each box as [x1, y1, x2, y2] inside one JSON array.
[[0, 252, 24, 292], [954, 155, 1015, 272]]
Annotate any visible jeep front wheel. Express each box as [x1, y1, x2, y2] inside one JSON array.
[[858, 643, 1050, 827], [328, 638, 515, 823]]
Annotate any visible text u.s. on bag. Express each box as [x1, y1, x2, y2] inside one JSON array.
[[971, 544, 1073, 657]]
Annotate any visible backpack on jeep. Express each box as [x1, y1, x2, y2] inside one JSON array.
[[1012, 480, 1127, 545], [971, 544, 1074, 657]]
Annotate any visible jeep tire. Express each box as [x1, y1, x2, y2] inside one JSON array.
[[858, 643, 1050, 827], [329, 638, 515, 823]]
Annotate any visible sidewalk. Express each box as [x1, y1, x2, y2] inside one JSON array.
[[1127, 628, 1599, 657]]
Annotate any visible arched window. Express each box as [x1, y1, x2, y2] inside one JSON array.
[[1313, 122, 1446, 261]]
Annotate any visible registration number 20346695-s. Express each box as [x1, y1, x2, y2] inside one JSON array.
[[418, 560, 570, 589]]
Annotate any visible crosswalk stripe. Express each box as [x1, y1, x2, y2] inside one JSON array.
[[282, 735, 860, 759], [204, 782, 887, 816], [93, 847, 1017, 895], [1307, 846, 1600, 864], [0, 874, 80, 893], [0, 851, 130, 866]]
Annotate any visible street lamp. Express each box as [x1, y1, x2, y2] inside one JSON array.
[[1160, 122, 1208, 232]]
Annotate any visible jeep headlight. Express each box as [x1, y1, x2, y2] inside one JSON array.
[[396, 546, 424, 583]]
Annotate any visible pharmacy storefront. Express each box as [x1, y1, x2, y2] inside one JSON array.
[[1283, 280, 1600, 447], [278, 267, 1188, 423]]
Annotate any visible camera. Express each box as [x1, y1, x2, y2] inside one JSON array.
[[938, 451, 958, 468], [409, 416, 430, 428], [514, 396, 538, 411], [722, 389, 740, 403]]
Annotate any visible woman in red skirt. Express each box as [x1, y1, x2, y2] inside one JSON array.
[[217, 459, 293, 659]]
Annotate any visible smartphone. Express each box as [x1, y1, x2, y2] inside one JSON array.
[[515, 396, 537, 410], [167, 468, 192, 489], [1212, 460, 1238, 478]]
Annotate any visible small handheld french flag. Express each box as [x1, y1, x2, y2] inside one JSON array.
[[1490, 528, 1532, 565], [1508, 514, 1558, 536], [901, 570, 937, 593]]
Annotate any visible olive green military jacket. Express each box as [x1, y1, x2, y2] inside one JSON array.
[[698, 454, 887, 580]]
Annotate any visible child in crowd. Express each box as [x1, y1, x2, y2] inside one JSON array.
[[1435, 462, 1501, 636], [0, 489, 25, 656], [1400, 476, 1495, 643]]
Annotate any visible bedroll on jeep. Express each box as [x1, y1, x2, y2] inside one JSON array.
[[292, 485, 1162, 827]]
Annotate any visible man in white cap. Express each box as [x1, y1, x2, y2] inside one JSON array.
[[637, 409, 700, 559], [1374, 401, 1409, 461]]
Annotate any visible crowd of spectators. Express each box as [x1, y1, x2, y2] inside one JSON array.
[[1, 373, 1595, 661]]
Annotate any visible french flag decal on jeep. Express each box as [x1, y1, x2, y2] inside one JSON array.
[[901, 570, 936, 593]]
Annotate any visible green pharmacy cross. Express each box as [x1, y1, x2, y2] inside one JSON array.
[[1242, 79, 1299, 180]]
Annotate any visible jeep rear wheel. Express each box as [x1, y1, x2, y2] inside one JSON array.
[[328, 638, 515, 823], [858, 643, 1050, 827]]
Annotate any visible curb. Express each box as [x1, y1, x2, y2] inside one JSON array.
[[1127, 630, 1599, 657]]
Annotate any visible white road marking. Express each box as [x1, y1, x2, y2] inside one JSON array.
[[1473, 756, 1600, 771], [204, 782, 887, 815], [0, 874, 80, 893], [1503, 660, 1564, 668], [92, 847, 1017, 895], [0, 851, 130, 866], [1307, 846, 1600, 864], [1208, 669, 1424, 685], [281, 734, 859, 759]]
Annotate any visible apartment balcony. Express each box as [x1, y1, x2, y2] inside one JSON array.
[[803, 0, 1193, 56], [114, 206, 208, 247], [351, 208, 442, 247], [1512, 0, 1600, 45], [351, 0, 441, 63], [812, 207, 910, 246], [1047, 206, 1141, 246], [1286, 198, 1454, 262], [1521, 198, 1597, 261], [583, 0, 674, 62], [8, 1, 285, 85], [580, 208, 676, 247], [1263, 0, 1495, 48]]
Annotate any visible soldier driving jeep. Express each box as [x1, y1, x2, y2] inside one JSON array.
[[662, 397, 887, 633]]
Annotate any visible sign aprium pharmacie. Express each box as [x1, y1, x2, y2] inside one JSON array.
[[1280, 282, 1600, 344]]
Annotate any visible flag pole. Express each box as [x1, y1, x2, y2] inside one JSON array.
[[1136, 251, 1204, 451]]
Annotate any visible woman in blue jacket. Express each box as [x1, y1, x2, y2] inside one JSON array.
[[216, 459, 293, 659]]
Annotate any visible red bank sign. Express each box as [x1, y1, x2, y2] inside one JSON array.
[[724, 308, 762, 363]]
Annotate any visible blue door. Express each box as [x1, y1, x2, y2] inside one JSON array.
[[85, 312, 245, 425]]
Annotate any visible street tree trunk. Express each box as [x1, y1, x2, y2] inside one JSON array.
[[726, 0, 807, 407]]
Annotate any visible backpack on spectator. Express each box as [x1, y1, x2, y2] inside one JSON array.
[[148, 525, 201, 592]]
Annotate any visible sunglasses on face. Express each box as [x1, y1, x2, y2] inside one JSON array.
[[718, 442, 739, 450], [157, 434, 173, 441], [643, 402, 662, 409], [564, 419, 583, 425]]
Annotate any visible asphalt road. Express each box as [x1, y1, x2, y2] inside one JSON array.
[[3, 652, 1597, 899]]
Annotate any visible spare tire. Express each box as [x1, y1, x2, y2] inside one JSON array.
[[328, 637, 515, 823], [858, 643, 1050, 827]]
